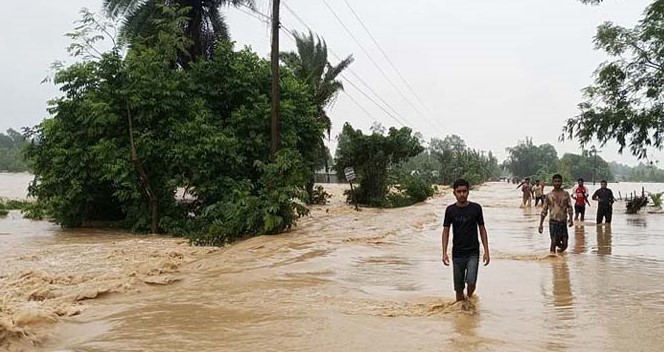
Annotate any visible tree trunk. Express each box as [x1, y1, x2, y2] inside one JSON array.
[[322, 141, 330, 183], [306, 177, 315, 204], [126, 103, 159, 234]]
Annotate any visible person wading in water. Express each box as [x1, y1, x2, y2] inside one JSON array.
[[538, 174, 574, 254], [442, 179, 490, 302], [571, 178, 591, 222], [533, 179, 545, 207], [517, 177, 533, 207], [592, 180, 615, 224]]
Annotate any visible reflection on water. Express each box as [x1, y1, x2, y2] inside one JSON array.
[[626, 217, 647, 227], [573, 226, 586, 254], [596, 225, 612, 255], [552, 260, 573, 309], [545, 259, 574, 351], [2, 177, 664, 351], [450, 310, 483, 350]]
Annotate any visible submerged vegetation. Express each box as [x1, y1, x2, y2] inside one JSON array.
[[0, 198, 32, 217]]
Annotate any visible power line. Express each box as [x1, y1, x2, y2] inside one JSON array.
[[280, 2, 407, 124], [342, 90, 379, 124], [236, 4, 406, 128], [340, 0, 435, 117], [340, 75, 407, 127], [318, 0, 443, 135], [236, 5, 269, 23], [329, 52, 402, 119], [281, 2, 311, 35]]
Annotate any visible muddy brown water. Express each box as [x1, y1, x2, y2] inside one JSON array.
[[1, 173, 664, 351]]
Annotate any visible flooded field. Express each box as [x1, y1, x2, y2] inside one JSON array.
[[1, 173, 664, 351]]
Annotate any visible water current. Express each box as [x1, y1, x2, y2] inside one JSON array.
[[1, 173, 664, 351]]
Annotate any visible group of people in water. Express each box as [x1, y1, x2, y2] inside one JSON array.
[[441, 174, 616, 302], [516, 176, 615, 224]]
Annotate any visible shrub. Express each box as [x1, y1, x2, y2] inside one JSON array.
[[311, 185, 332, 205], [399, 174, 434, 203]]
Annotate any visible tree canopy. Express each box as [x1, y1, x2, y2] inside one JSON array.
[[563, 0, 664, 159], [503, 138, 558, 179], [24, 9, 324, 244], [103, 0, 254, 64], [334, 123, 425, 207], [401, 135, 500, 187]]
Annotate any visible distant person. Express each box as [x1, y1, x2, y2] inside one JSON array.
[[533, 180, 545, 207], [516, 177, 533, 207], [538, 174, 574, 254], [592, 180, 615, 224], [442, 179, 490, 302], [571, 178, 591, 221]]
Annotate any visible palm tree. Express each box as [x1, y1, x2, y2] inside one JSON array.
[[281, 31, 354, 137], [103, 0, 254, 62], [281, 31, 353, 193]]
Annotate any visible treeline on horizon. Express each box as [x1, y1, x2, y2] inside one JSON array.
[[5, 126, 663, 183], [0, 129, 28, 172], [501, 138, 664, 184]]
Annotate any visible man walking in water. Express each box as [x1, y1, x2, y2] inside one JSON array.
[[538, 174, 574, 253], [571, 178, 591, 221], [442, 179, 490, 302], [516, 177, 532, 207], [592, 180, 614, 224], [533, 180, 545, 207]]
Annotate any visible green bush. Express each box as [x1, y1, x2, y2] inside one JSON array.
[[172, 150, 311, 246], [23, 16, 324, 243], [649, 192, 663, 208], [0, 198, 32, 210], [311, 185, 332, 205], [334, 123, 423, 207], [399, 174, 435, 203], [384, 193, 415, 208]]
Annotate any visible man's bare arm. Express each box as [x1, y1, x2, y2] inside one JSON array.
[[539, 197, 549, 229], [442, 227, 451, 265], [479, 225, 490, 265]]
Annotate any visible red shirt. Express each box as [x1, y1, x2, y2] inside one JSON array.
[[574, 186, 588, 206]]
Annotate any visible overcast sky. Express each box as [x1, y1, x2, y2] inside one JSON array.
[[1, 0, 661, 166]]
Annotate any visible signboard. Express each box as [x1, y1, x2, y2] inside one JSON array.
[[344, 167, 356, 182], [344, 166, 359, 211]]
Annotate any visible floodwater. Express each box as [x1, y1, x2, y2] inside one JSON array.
[[1, 173, 664, 351]]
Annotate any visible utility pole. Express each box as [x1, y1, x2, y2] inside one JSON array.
[[270, 0, 281, 158]]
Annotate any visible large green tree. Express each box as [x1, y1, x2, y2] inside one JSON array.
[[559, 151, 613, 183], [402, 135, 500, 186], [504, 138, 558, 179], [563, 0, 664, 159], [334, 123, 423, 207], [24, 8, 323, 244], [103, 0, 254, 64]]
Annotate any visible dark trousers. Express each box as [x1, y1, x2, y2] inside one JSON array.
[[597, 205, 612, 224]]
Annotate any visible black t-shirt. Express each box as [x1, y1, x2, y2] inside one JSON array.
[[443, 202, 484, 257], [592, 188, 614, 207]]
